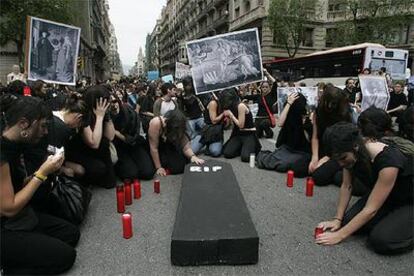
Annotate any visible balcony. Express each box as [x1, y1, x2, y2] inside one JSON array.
[[230, 5, 266, 31]]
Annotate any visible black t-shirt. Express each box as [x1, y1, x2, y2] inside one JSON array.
[[137, 95, 154, 114], [0, 137, 26, 192], [181, 95, 203, 120], [344, 87, 357, 104], [387, 92, 408, 117], [354, 146, 413, 205], [243, 85, 278, 116]]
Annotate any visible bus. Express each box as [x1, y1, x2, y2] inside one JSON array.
[[266, 43, 409, 87]]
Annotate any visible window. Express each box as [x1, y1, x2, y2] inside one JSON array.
[[245, 1, 250, 12], [325, 28, 336, 47], [303, 28, 313, 47], [235, 7, 240, 17]]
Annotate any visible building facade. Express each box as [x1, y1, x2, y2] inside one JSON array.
[[152, 0, 413, 75], [108, 23, 123, 80], [0, 0, 116, 84]]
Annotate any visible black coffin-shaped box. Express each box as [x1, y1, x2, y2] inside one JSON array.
[[171, 160, 259, 266]]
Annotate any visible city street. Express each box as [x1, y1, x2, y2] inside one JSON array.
[[68, 130, 414, 276]]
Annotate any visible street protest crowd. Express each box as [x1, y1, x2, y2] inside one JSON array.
[[0, 64, 413, 274]]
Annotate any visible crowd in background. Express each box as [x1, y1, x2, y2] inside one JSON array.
[[0, 64, 413, 274]]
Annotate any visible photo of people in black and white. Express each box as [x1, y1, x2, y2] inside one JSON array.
[[277, 87, 318, 115], [27, 16, 80, 85], [359, 75, 390, 111], [186, 28, 263, 95]]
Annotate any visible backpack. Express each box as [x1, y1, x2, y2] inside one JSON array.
[[381, 136, 414, 156]]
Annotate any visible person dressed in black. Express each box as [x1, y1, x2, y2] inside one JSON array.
[[0, 95, 79, 274], [309, 85, 352, 186], [65, 85, 117, 189], [191, 92, 225, 157], [387, 82, 408, 124], [180, 77, 205, 140], [222, 89, 262, 162], [136, 85, 155, 134], [37, 31, 54, 74], [242, 69, 278, 138], [148, 109, 205, 176], [256, 92, 312, 176], [316, 122, 413, 255], [110, 95, 155, 180]]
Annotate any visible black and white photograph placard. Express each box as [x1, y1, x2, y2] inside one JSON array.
[[186, 28, 263, 95], [359, 75, 390, 111], [27, 16, 81, 85], [276, 87, 318, 115]]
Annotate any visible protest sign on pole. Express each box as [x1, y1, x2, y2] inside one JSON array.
[[359, 75, 390, 111], [276, 87, 318, 115], [175, 62, 192, 80], [26, 16, 81, 86], [186, 28, 263, 95]]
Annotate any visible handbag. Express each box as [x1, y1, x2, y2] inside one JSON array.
[[262, 96, 276, 128], [49, 175, 92, 225]]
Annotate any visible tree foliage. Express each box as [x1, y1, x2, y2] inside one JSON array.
[[0, 0, 73, 65], [326, 0, 414, 47], [267, 0, 319, 57]]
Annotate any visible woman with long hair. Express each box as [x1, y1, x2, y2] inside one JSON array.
[[110, 94, 155, 180], [316, 122, 413, 255], [221, 89, 262, 162], [148, 109, 205, 176], [309, 85, 352, 186], [0, 95, 79, 274]]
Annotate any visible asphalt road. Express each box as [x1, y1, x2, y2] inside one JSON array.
[[66, 130, 414, 276]]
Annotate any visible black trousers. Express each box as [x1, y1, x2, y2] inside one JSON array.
[[66, 137, 116, 189], [223, 132, 261, 162], [158, 141, 188, 175], [255, 117, 273, 138], [343, 196, 413, 255], [115, 142, 155, 180], [1, 212, 79, 275], [312, 159, 342, 186]]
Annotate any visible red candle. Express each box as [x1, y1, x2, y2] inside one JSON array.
[[314, 226, 324, 238], [165, 168, 171, 175], [133, 179, 141, 199], [286, 170, 294, 187], [154, 179, 160, 194], [124, 180, 132, 205], [122, 212, 133, 239], [116, 185, 125, 213], [306, 177, 314, 197]]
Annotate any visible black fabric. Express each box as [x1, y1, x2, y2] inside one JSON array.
[[388, 92, 408, 118], [243, 85, 278, 117], [1, 212, 79, 275], [343, 195, 413, 255], [367, 146, 413, 204], [344, 87, 357, 104], [65, 135, 116, 189], [157, 140, 188, 174], [312, 159, 342, 186], [137, 95, 155, 113], [223, 131, 261, 162], [256, 145, 311, 177], [48, 175, 92, 225], [114, 142, 155, 180], [230, 103, 255, 135], [112, 104, 142, 144], [200, 124, 224, 144], [181, 95, 203, 120], [276, 95, 312, 153]]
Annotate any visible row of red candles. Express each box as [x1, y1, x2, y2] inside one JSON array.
[[118, 172, 324, 239], [116, 178, 161, 239], [286, 170, 324, 238]]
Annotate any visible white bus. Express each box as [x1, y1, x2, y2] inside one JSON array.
[[267, 43, 409, 87]]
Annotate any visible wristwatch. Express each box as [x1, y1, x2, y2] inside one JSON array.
[[34, 171, 48, 182]]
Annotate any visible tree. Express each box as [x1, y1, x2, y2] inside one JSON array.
[[267, 0, 319, 58], [0, 0, 73, 68], [326, 0, 414, 47]]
